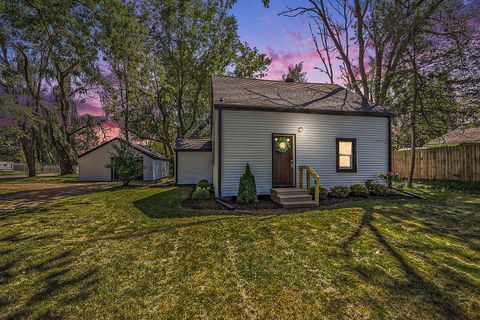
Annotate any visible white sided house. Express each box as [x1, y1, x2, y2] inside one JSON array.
[[175, 138, 213, 184], [176, 75, 391, 207], [78, 138, 169, 181]]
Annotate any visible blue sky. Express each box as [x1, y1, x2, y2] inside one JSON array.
[[233, 1, 330, 83]]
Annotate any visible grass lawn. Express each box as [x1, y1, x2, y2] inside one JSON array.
[[0, 177, 479, 319], [0, 171, 60, 176]]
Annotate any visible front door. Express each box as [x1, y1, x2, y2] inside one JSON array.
[[272, 134, 295, 187]]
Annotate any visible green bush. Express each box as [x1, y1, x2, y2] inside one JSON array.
[[192, 187, 210, 200], [106, 142, 143, 186], [378, 172, 406, 189], [310, 186, 328, 200], [196, 179, 210, 189], [330, 186, 350, 198], [366, 182, 389, 196], [350, 184, 369, 197], [237, 163, 258, 204]]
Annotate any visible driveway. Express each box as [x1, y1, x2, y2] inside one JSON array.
[[0, 173, 60, 181], [0, 181, 115, 210]]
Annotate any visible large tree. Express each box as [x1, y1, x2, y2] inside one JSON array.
[[108, 0, 271, 158], [0, 0, 103, 175], [146, 0, 271, 139], [98, 0, 149, 142], [263, 0, 476, 105]]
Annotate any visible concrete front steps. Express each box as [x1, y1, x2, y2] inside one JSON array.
[[270, 188, 316, 209]]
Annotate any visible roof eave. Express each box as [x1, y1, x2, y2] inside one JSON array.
[[213, 104, 391, 117], [78, 137, 168, 161]]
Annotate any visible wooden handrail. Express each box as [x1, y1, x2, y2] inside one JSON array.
[[298, 165, 320, 205]]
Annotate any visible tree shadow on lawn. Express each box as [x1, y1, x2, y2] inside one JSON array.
[[339, 202, 479, 320], [132, 187, 232, 219], [0, 248, 98, 319], [376, 201, 480, 254]]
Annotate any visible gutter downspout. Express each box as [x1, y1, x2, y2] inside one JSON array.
[[218, 107, 222, 198]]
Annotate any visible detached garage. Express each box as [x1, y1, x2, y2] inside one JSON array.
[[175, 138, 213, 185], [78, 138, 169, 181]]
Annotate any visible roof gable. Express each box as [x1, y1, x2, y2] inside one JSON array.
[[78, 138, 168, 160], [212, 75, 389, 116], [426, 127, 480, 146]]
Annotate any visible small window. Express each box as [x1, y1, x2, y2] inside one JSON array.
[[336, 138, 356, 172]]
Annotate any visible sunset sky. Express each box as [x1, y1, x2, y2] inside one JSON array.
[[78, 1, 334, 119]]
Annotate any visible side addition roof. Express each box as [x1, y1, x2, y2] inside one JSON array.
[[212, 75, 389, 116], [78, 138, 168, 160], [426, 127, 480, 146], [175, 138, 212, 151]]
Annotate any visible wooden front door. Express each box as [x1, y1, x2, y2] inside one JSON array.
[[272, 134, 295, 187]]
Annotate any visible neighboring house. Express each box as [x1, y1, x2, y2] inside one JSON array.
[[78, 138, 169, 181], [175, 75, 391, 199], [175, 138, 213, 184], [425, 127, 480, 146]]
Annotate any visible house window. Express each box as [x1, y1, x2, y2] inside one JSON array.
[[336, 138, 356, 172]]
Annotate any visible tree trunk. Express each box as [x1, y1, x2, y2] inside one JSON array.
[[407, 121, 416, 188], [58, 150, 76, 175], [407, 47, 419, 188], [21, 135, 36, 177]]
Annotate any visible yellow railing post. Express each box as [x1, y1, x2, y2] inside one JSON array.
[[299, 167, 303, 189], [306, 171, 310, 192], [298, 165, 320, 205]]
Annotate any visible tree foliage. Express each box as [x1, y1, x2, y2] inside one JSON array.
[[106, 141, 143, 186], [282, 62, 307, 82], [98, 0, 271, 159], [0, 0, 104, 175]]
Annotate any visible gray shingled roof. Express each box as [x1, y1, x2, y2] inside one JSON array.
[[175, 138, 212, 151], [131, 141, 168, 160], [426, 127, 480, 146], [212, 75, 389, 115]]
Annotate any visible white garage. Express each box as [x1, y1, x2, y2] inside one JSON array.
[[175, 138, 213, 185], [78, 138, 169, 181]]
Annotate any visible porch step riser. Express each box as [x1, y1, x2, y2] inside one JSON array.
[[270, 188, 316, 209], [283, 202, 316, 209], [271, 195, 313, 204]]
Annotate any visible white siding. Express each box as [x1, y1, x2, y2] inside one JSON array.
[[219, 109, 389, 197], [143, 156, 154, 180], [153, 159, 169, 180], [176, 151, 213, 184], [78, 140, 167, 181], [212, 109, 219, 196]]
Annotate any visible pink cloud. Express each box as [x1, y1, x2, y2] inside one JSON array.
[[265, 45, 331, 82], [284, 30, 303, 41], [78, 99, 104, 117], [95, 119, 120, 143]]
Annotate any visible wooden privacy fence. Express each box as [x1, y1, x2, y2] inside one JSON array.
[[392, 144, 480, 182]]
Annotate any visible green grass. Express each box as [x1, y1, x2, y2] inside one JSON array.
[[0, 170, 60, 176], [0, 178, 479, 319]]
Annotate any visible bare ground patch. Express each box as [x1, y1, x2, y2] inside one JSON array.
[[0, 183, 115, 210]]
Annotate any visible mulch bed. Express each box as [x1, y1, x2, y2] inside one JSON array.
[[182, 195, 281, 210], [181, 189, 408, 212]]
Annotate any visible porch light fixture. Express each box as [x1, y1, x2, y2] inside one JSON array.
[[298, 127, 304, 133]]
